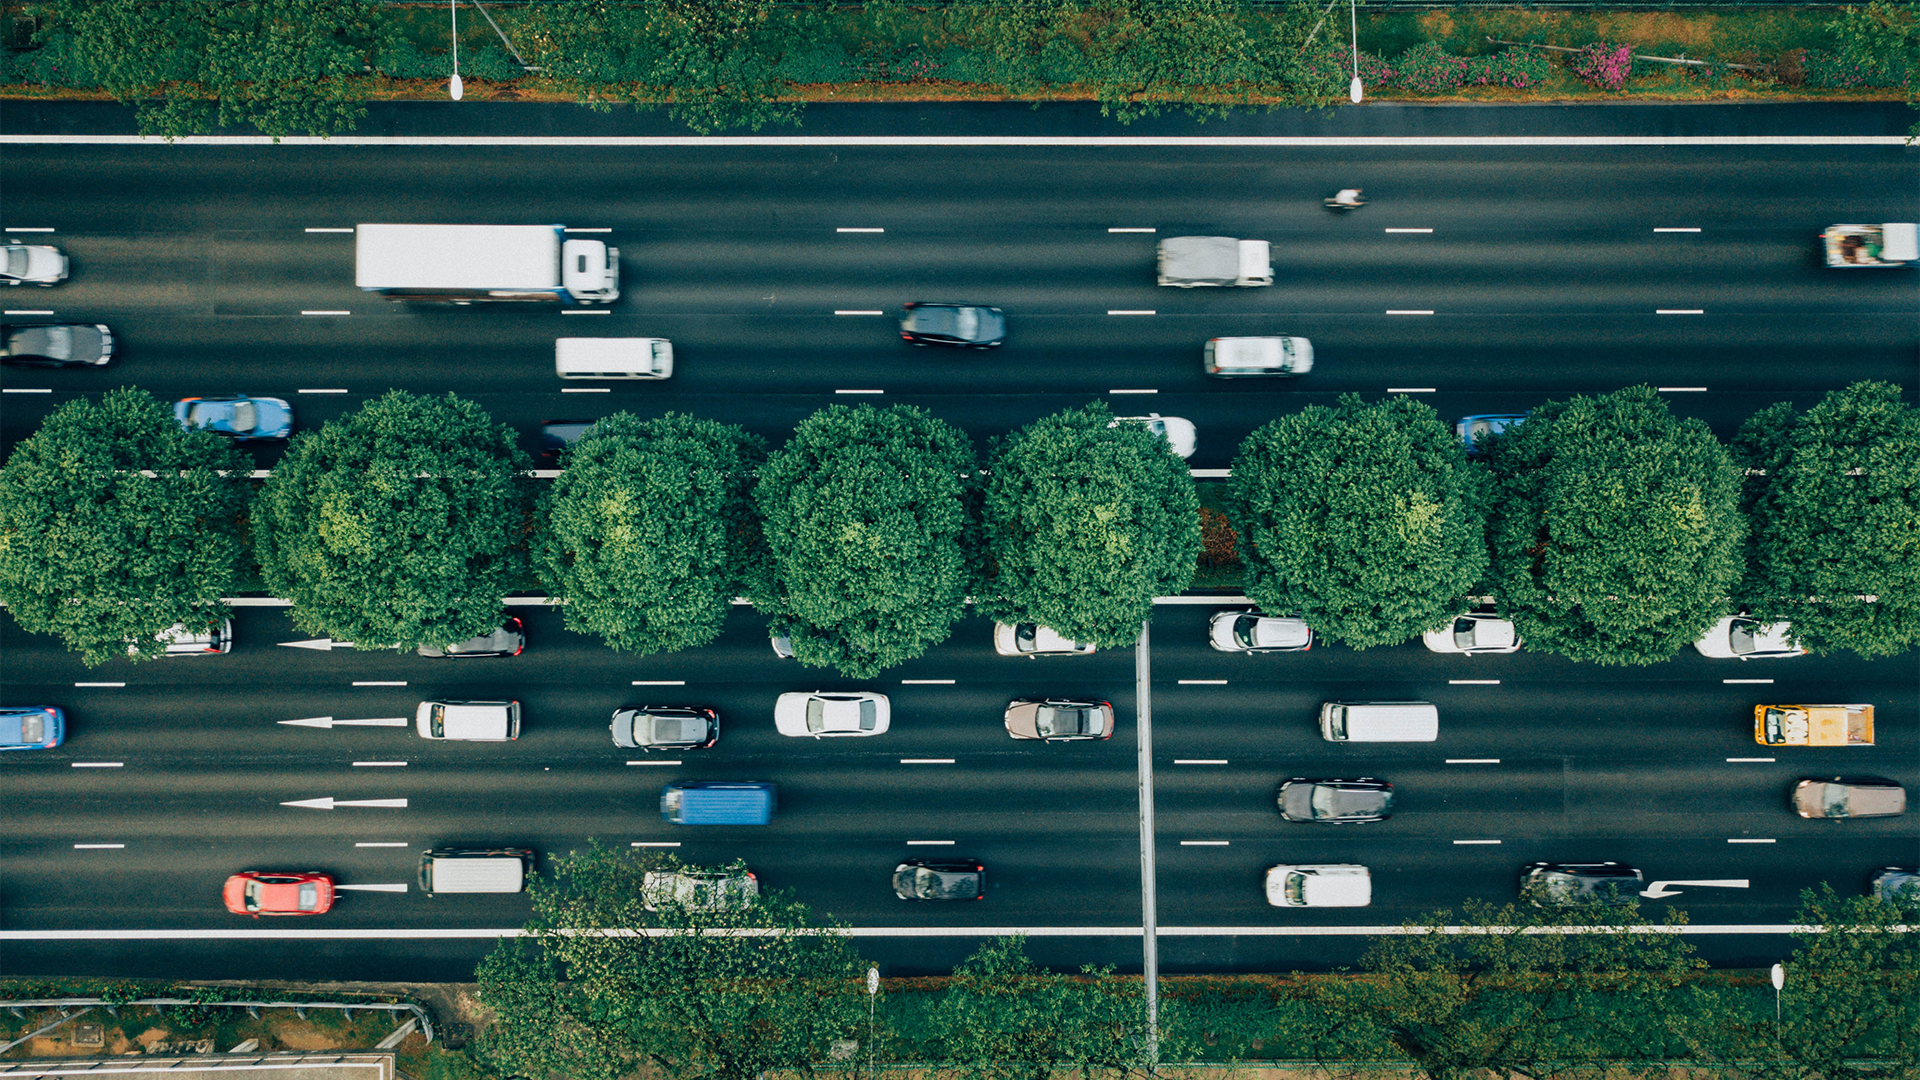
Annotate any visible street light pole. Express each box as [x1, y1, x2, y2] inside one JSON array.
[[1348, 0, 1363, 102], [1770, 962, 1785, 1022], [866, 966, 879, 1080], [449, 0, 463, 101]]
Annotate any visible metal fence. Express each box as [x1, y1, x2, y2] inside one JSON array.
[[0, 998, 435, 1053]]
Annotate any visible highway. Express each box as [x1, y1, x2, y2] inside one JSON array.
[[1, 100, 1916, 981]]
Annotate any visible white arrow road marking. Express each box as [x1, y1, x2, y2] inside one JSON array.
[[279, 716, 410, 729], [278, 638, 357, 650], [1641, 879, 1750, 899], [280, 797, 409, 810], [334, 883, 409, 893]]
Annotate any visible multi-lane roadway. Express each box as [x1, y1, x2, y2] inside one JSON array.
[[2, 100, 1915, 980]]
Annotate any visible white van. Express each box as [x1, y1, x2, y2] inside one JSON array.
[[555, 337, 672, 380], [129, 619, 234, 657], [1320, 701, 1438, 743], [415, 700, 521, 741], [417, 847, 533, 895]]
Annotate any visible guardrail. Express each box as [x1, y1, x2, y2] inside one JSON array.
[[0, 998, 434, 1052]]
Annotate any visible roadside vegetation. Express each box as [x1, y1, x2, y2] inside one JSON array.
[[457, 845, 1920, 1080], [3, 382, 1917, 672], [1, 0, 1913, 137]]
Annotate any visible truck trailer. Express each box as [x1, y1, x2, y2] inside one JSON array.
[[1157, 236, 1273, 287], [354, 224, 620, 304]]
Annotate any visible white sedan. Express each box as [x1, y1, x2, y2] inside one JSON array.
[[774, 691, 890, 738], [1693, 615, 1805, 660], [2, 243, 68, 286], [1109, 413, 1197, 459], [641, 868, 758, 912], [1209, 610, 1312, 653], [993, 622, 1096, 657], [1422, 613, 1521, 655]]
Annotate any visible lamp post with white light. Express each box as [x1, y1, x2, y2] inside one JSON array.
[[449, 0, 463, 101], [1348, 0, 1362, 102], [866, 966, 879, 1080], [1770, 962, 1785, 1021]]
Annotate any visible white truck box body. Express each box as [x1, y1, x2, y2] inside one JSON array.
[[1158, 236, 1273, 287], [355, 224, 619, 302], [1822, 222, 1918, 268], [554, 337, 673, 379]]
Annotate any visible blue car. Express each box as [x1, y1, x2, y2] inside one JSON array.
[[0, 706, 65, 751], [174, 395, 293, 441], [1455, 414, 1527, 456]]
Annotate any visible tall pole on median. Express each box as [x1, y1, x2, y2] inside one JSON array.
[[1136, 619, 1158, 1071], [449, 0, 464, 100], [1349, 0, 1363, 102]]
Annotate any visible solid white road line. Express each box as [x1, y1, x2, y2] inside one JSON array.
[[901, 679, 956, 685], [560, 387, 610, 393], [301, 310, 351, 316], [73, 844, 125, 850], [1449, 679, 1500, 685], [352, 680, 406, 687], [1189, 468, 1230, 478], [901, 758, 956, 764], [906, 840, 955, 845], [1108, 227, 1157, 233], [1724, 678, 1774, 684], [1655, 227, 1703, 232], [560, 309, 609, 315], [1728, 838, 1777, 844], [835, 310, 885, 315], [1107, 310, 1155, 316], [4, 309, 54, 316], [354, 842, 408, 847], [1174, 759, 1228, 765], [836, 227, 884, 233], [1657, 309, 1705, 315], [627, 760, 681, 766], [74, 682, 125, 688], [2, 387, 52, 393], [71, 763, 123, 768], [632, 679, 685, 685], [1386, 310, 1434, 316], [1110, 388, 1157, 394], [1177, 679, 1227, 685], [334, 883, 410, 893], [1453, 839, 1502, 845], [1387, 387, 1437, 393], [9, 135, 1903, 146], [1446, 758, 1500, 764], [304, 227, 354, 233], [298, 388, 349, 394], [1384, 228, 1433, 233], [563, 227, 613, 233], [1180, 840, 1229, 846], [352, 761, 408, 767], [5, 226, 55, 231], [1727, 757, 1776, 763], [1658, 386, 1708, 392], [835, 388, 885, 394], [631, 842, 681, 848]]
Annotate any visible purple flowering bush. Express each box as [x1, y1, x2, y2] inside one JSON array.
[[1463, 48, 1553, 88], [1571, 42, 1635, 90], [1801, 49, 1903, 88], [1392, 41, 1470, 91]]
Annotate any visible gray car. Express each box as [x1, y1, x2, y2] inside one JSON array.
[[611, 706, 719, 750], [2, 323, 113, 367], [1278, 778, 1394, 823], [892, 859, 986, 901], [899, 303, 1006, 347], [416, 618, 525, 658], [1793, 777, 1907, 820], [1870, 867, 1919, 904], [1520, 862, 1644, 906]]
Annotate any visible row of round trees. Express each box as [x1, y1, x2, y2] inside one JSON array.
[[1, 382, 1913, 671]]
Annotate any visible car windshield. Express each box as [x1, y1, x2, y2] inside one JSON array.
[[805, 698, 827, 732], [859, 700, 877, 729], [429, 704, 445, 738], [298, 883, 318, 910], [1233, 617, 1261, 649], [31, 326, 73, 359], [1729, 619, 1757, 654], [230, 401, 258, 431], [17, 714, 43, 740], [1310, 786, 1342, 817], [1324, 706, 1346, 740], [1037, 706, 1087, 737], [1822, 784, 1851, 817], [1454, 619, 1477, 648], [243, 880, 265, 909], [5, 249, 24, 275], [1016, 624, 1036, 648], [954, 307, 979, 338], [1285, 872, 1308, 905]]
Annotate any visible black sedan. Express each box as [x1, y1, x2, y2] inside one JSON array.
[[1278, 778, 1394, 823], [611, 706, 719, 750], [899, 303, 1006, 348], [2, 323, 113, 367], [893, 859, 986, 901], [1520, 862, 1645, 906], [416, 618, 525, 658]]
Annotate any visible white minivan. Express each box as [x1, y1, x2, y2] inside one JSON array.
[[1320, 701, 1438, 743], [416, 700, 521, 741], [417, 847, 534, 895], [555, 337, 673, 379]]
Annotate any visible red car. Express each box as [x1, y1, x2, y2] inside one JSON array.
[[223, 871, 335, 916]]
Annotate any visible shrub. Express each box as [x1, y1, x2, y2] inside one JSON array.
[[1391, 41, 1468, 92], [1802, 48, 1902, 87], [1773, 47, 1807, 86], [1199, 506, 1239, 568], [1463, 47, 1554, 88], [1571, 42, 1634, 90]]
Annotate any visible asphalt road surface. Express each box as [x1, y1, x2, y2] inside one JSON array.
[[1, 101, 1915, 980]]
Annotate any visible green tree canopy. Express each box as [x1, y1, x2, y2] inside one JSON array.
[[930, 935, 1164, 1080], [1677, 884, 1920, 1080], [475, 845, 868, 1080], [521, 0, 805, 134], [748, 403, 977, 678], [536, 412, 765, 655], [1297, 898, 1705, 1080], [50, 0, 381, 139], [1483, 385, 1744, 665], [1082, 0, 1273, 122], [1732, 382, 1920, 658], [980, 402, 1200, 646], [0, 388, 250, 665], [253, 390, 531, 651], [1230, 394, 1488, 649]]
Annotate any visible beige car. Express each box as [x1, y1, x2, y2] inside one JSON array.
[[1792, 777, 1906, 820]]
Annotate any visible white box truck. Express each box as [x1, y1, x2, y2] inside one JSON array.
[[1157, 236, 1272, 287], [354, 224, 620, 304], [1822, 223, 1917, 268]]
